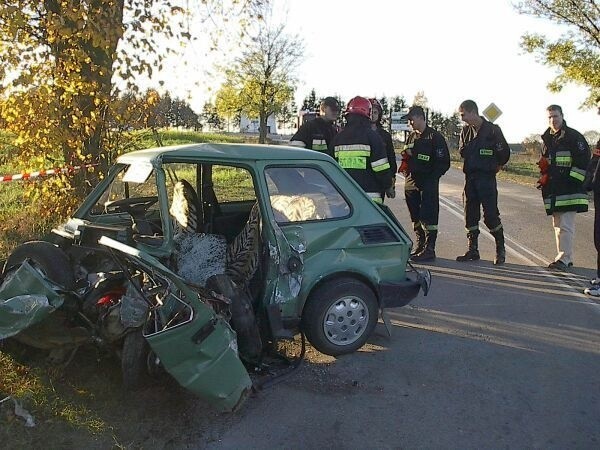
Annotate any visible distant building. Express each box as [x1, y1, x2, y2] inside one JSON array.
[[508, 143, 525, 154], [240, 113, 278, 135]]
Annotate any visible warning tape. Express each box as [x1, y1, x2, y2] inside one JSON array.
[[0, 163, 98, 183]]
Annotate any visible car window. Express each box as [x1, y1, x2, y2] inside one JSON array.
[[213, 165, 256, 203], [91, 165, 160, 216], [265, 167, 350, 223]]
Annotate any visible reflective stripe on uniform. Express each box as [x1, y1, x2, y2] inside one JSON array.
[[465, 225, 479, 232], [338, 156, 367, 169], [312, 139, 327, 151], [422, 224, 438, 231], [488, 224, 503, 233], [554, 151, 572, 167], [366, 192, 383, 203], [569, 167, 586, 182], [334, 144, 371, 156], [417, 154, 430, 161], [335, 144, 370, 170], [479, 148, 493, 156], [546, 193, 588, 209], [289, 140, 306, 148], [371, 157, 390, 172], [554, 193, 588, 207]]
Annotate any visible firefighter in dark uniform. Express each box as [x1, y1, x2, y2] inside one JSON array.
[[401, 106, 450, 262], [456, 99, 510, 265], [539, 104, 590, 271], [369, 98, 398, 200], [289, 97, 340, 156], [331, 96, 393, 203]]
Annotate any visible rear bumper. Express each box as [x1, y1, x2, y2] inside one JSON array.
[[378, 269, 431, 308]]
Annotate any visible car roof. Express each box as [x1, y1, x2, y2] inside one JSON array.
[[116, 143, 333, 164]]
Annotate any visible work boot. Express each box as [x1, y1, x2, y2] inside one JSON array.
[[456, 231, 480, 262], [410, 223, 426, 257], [491, 228, 506, 265], [412, 230, 437, 262]]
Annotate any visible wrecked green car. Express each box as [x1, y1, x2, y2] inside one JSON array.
[[0, 143, 430, 411]]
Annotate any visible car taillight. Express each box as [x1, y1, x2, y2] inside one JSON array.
[[96, 288, 126, 307]]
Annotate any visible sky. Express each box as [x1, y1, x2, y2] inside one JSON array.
[[156, 0, 599, 142]]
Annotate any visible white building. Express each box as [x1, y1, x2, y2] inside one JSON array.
[[240, 113, 278, 135]]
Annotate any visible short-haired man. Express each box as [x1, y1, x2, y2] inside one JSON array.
[[456, 100, 511, 265], [289, 97, 340, 157], [540, 105, 590, 271], [402, 106, 450, 262]]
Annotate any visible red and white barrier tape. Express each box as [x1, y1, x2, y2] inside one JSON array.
[[0, 163, 98, 183]]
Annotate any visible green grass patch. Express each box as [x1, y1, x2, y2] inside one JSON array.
[[132, 130, 248, 149], [451, 151, 539, 187]]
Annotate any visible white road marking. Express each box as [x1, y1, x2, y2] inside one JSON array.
[[435, 192, 600, 313]]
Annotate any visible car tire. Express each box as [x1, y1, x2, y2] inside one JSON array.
[[4, 240, 75, 290], [302, 278, 378, 356], [121, 329, 148, 390]]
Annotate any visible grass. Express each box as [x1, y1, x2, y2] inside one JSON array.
[[133, 129, 248, 149], [450, 150, 539, 186]]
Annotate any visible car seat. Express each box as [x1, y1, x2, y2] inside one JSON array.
[[169, 180, 200, 233], [226, 202, 261, 287]]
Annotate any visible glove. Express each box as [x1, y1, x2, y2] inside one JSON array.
[[398, 160, 408, 175], [536, 173, 549, 190], [385, 185, 396, 199], [537, 156, 550, 173]]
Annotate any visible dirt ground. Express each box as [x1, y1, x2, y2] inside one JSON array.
[[0, 336, 331, 449]]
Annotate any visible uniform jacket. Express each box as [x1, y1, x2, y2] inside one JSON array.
[[290, 117, 338, 157], [541, 123, 590, 214], [331, 114, 393, 200], [404, 125, 450, 188], [459, 118, 510, 176]]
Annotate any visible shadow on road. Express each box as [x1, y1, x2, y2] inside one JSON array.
[[381, 257, 600, 356]]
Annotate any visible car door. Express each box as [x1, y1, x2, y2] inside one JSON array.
[[99, 236, 252, 411]]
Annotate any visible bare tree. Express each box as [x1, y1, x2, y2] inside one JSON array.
[[219, 21, 304, 142]]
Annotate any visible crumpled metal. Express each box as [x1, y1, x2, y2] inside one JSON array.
[[0, 261, 64, 339]]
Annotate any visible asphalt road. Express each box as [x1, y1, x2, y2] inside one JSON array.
[[201, 169, 600, 449]]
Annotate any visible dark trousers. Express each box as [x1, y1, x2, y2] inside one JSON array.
[[405, 179, 440, 228], [595, 192, 600, 277], [464, 175, 502, 232]]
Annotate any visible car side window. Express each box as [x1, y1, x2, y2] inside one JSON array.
[[265, 167, 350, 223], [212, 165, 256, 203]]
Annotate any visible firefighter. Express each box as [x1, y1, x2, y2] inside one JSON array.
[[331, 96, 393, 203], [456, 100, 510, 265], [583, 137, 600, 295], [369, 98, 398, 200], [401, 106, 450, 262], [289, 96, 340, 156], [539, 104, 590, 271]]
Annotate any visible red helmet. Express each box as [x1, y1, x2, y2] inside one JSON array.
[[345, 96, 372, 118]]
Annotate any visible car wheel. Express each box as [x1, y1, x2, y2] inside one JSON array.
[[121, 329, 149, 390], [302, 278, 378, 356], [4, 240, 75, 290]]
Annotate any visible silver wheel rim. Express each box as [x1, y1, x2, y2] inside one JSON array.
[[323, 295, 369, 346]]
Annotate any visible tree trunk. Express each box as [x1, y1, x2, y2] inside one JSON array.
[[259, 111, 268, 144]]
